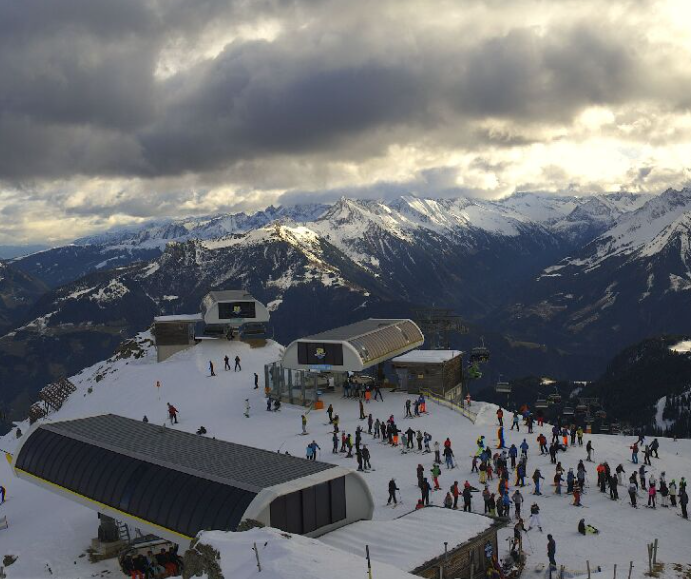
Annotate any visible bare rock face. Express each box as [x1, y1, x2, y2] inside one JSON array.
[[183, 541, 224, 579]]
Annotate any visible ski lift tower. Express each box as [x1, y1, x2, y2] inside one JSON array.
[[411, 308, 468, 350]]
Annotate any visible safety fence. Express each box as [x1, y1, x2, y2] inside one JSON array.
[[420, 389, 478, 424]]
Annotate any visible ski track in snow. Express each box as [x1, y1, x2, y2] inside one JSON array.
[[1, 337, 691, 578]]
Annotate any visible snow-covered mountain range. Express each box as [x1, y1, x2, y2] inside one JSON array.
[[2, 188, 690, 429]]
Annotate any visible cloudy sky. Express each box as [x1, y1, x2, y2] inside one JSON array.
[[2, 0, 691, 244]]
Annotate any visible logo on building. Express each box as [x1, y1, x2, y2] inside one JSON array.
[[314, 347, 326, 360], [233, 305, 242, 315]]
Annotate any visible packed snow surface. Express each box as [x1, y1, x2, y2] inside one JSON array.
[[391, 349, 462, 364], [320, 507, 492, 570], [1, 336, 691, 578], [196, 527, 416, 579]]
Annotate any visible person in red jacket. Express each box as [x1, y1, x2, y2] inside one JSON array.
[[167, 403, 179, 424]]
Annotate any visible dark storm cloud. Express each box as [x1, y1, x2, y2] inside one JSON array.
[[1, 0, 690, 184]]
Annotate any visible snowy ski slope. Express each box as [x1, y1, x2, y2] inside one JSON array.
[[1, 336, 690, 578]]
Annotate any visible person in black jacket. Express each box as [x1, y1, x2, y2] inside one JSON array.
[[547, 535, 556, 567], [462, 485, 473, 512], [421, 478, 431, 506], [388, 478, 399, 504]]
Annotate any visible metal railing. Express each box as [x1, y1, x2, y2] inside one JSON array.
[[420, 389, 478, 424]]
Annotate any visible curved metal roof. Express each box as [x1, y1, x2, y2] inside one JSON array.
[[14, 415, 337, 540]]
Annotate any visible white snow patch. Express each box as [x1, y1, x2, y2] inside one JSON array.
[[670, 340, 691, 353]]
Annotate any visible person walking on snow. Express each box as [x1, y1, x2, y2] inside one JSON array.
[[0, 485, 5, 504], [244, 399, 250, 418], [167, 403, 179, 424], [234, 355, 241, 372], [630, 442, 639, 464], [497, 407, 504, 426], [301, 414, 307, 434], [254, 373, 259, 389], [512, 489, 524, 519], [431, 463, 442, 490], [388, 479, 399, 505], [224, 355, 230, 371], [547, 535, 557, 568], [209, 361, 216, 377], [511, 413, 520, 431], [443, 445, 455, 469], [586, 440, 594, 462]]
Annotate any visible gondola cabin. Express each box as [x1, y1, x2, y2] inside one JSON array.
[[391, 350, 463, 397], [547, 393, 562, 404]]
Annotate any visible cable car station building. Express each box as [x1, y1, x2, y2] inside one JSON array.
[[268, 319, 424, 406], [11, 414, 374, 548]]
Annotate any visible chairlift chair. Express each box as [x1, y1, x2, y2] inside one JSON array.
[[562, 406, 574, 416], [595, 410, 607, 420], [575, 403, 588, 413], [535, 398, 549, 410], [470, 337, 490, 364], [547, 393, 562, 405], [599, 423, 610, 434], [495, 380, 512, 394], [467, 363, 482, 380]]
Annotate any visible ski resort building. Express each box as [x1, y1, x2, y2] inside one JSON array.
[[267, 319, 424, 407], [200, 290, 270, 340], [152, 314, 202, 362], [152, 290, 270, 361], [321, 507, 503, 579], [281, 319, 424, 373], [392, 350, 463, 398], [11, 414, 374, 548]]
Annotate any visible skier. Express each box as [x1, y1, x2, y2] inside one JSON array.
[[310, 440, 320, 461], [497, 407, 504, 426], [224, 355, 230, 371], [573, 481, 582, 506], [388, 479, 399, 505], [586, 440, 594, 462], [327, 404, 334, 423], [431, 463, 442, 490], [547, 535, 557, 568], [512, 489, 524, 519], [209, 361, 216, 377], [680, 487, 689, 519], [576, 426, 584, 446], [630, 442, 639, 464], [578, 519, 599, 535], [511, 413, 520, 431], [444, 491, 454, 509], [359, 400, 366, 420], [244, 399, 250, 418], [528, 503, 542, 532], [443, 445, 455, 469], [497, 426, 506, 449], [405, 427, 415, 449], [167, 403, 179, 424], [509, 444, 518, 468], [373, 383, 384, 401], [670, 479, 678, 507], [434, 440, 441, 463], [532, 468, 544, 495], [462, 484, 473, 512], [254, 373, 259, 389], [628, 480, 637, 508], [416, 430, 423, 451], [421, 478, 431, 506], [520, 438, 529, 457], [648, 484, 657, 509], [368, 414, 374, 435], [650, 438, 660, 459], [639, 465, 647, 490], [234, 355, 241, 372], [566, 468, 575, 494], [423, 432, 432, 453], [362, 445, 371, 470], [417, 464, 425, 489], [301, 414, 307, 435], [451, 481, 460, 509], [405, 399, 413, 418], [0, 485, 5, 504], [643, 444, 652, 466], [332, 432, 339, 454]]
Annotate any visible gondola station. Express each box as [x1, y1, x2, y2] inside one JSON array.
[[10, 414, 374, 549], [153, 290, 270, 362], [267, 318, 425, 406]]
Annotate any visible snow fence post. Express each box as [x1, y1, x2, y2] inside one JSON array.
[[628, 561, 633, 579], [366, 545, 373, 579], [252, 542, 261, 572], [647, 543, 653, 575], [613, 563, 617, 579], [653, 538, 658, 565], [587, 560, 591, 579]]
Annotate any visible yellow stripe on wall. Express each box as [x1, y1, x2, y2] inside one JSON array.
[[15, 468, 193, 542]]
